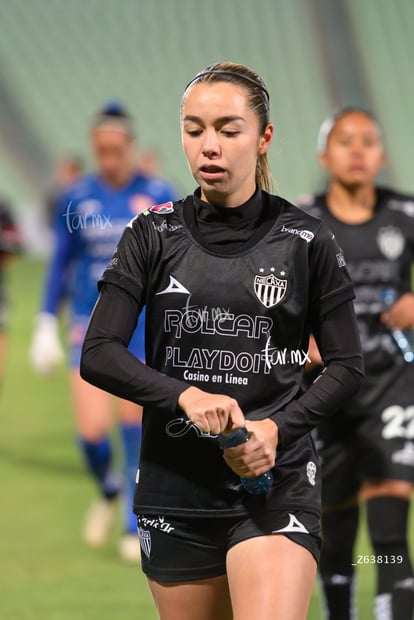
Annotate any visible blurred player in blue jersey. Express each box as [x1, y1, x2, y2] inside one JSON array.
[[44, 154, 84, 227], [30, 102, 177, 562]]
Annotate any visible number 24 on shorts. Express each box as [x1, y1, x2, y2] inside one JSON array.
[[381, 405, 414, 439]]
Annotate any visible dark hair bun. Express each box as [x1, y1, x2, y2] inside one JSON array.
[[100, 100, 129, 118]]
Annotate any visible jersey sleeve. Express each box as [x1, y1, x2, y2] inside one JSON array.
[[268, 218, 361, 447], [98, 215, 148, 306], [41, 192, 79, 315], [309, 221, 355, 316], [271, 301, 364, 447], [81, 282, 190, 413]]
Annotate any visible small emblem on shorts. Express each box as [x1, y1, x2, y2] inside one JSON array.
[[272, 513, 309, 534], [254, 269, 287, 308], [140, 515, 175, 534], [138, 528, 152, 558], [306, 461, 317, 486], [392, 442, 414, 466]]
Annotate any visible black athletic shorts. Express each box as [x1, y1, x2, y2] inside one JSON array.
[[316, 365, 414, 506], [137, 509, 321, 583]]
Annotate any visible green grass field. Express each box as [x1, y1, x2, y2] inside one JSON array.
[[1, 258, 411, 619]]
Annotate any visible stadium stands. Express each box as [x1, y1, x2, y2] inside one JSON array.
[[0, 0, 413, 206], [0, 0, 331, 204]]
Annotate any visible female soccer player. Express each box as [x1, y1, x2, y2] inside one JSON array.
[[30, 102, 176, 562], [81, 63, 364, 619], [300, 108, 414, 620]]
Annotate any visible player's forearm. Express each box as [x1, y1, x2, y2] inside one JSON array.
[[271, 300, 364, 447], [80, 336, 189, 412], [41, 248, 71, 315], [80, 282, 190, 411], [42, 274, 66, 315], [271, 359, 364, 447]]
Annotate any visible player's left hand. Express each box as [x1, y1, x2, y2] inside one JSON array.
[[223, 418, 278, 478], [381, 292, 414, 330]]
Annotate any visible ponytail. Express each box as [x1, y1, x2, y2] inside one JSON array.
[[256, 153, 273, 194]]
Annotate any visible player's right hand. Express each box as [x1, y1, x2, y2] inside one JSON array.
[[29, 312, 65, 375], [178, 386, 245, 436], [381, 292, 414, 330], [223, 419, 278, 478]]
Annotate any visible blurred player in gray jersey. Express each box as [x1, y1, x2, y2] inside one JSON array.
[[300, 108, 414, 620]]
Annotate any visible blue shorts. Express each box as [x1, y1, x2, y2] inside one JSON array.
[[70, 307, 146, 368]]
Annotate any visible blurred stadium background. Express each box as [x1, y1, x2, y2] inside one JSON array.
[[1, 0, 414, 220], [1, 1, 414, 618]]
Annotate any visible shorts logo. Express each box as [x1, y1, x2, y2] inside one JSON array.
[[392, 442, 414, 467], [148, 201, 174, 215], [306, 461, 317, 486], [138, 528, 152, 558], [254, 268, 287, 308], [377, 226, 405, 260], [140, 515, 175, 534], [272, 513, 309, 534]]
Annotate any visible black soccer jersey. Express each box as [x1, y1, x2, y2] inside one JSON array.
[[299, 188, 414, 374], [97, 190, 356, 517]]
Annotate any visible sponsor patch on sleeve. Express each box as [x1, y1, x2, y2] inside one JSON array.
[[336, 251, 347, 268], [147, 201, 174, 215]]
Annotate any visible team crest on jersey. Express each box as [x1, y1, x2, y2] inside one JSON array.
[[148, 201, 174, 215], [138, 528, 152, 559], [306, 461, 317, 486], [377, 226, 405, 260], [254, 268, 287, 308]]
